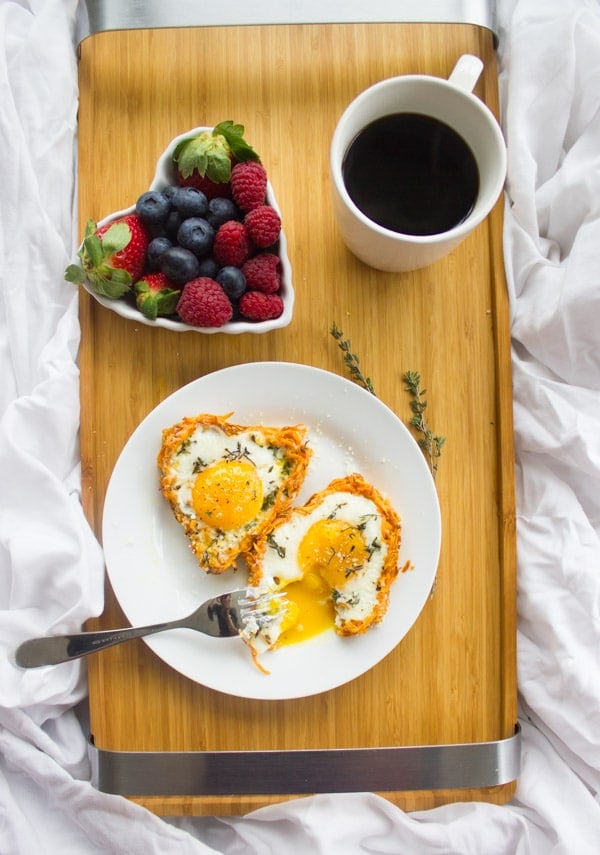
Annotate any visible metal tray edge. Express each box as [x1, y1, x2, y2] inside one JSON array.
[[89, 723, 520, 797], [75, 0, 497, 47]]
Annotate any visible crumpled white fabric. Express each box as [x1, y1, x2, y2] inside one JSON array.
[[1, 0, 600, 852]]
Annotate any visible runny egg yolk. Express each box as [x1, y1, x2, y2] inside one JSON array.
[[277, 518, 369, 647], [298, 518, 368, 588], [191, 459, 263, 530], [276, 572, 334, 646]]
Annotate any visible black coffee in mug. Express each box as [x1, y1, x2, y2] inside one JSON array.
[[342, 113, 479, 236]]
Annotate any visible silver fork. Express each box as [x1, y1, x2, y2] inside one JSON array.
[[14, 588, 283, 668]]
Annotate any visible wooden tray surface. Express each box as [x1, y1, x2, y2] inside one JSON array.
[[77, 22, 517, 815]]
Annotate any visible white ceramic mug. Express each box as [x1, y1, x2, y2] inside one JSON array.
[[330, 55, 507, 272]]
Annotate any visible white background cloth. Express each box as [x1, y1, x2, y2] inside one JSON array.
[[1, 0, 599, 852]]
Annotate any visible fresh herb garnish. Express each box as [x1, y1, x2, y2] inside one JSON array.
[[330, 321, 445, 478], [367, 537, 382, 558], [267, 533, 286, 559], [330, 323, 376, 395], [402, 370, 445, 479], [261, 489, 278, 512], [327, 501, 347, 520], [223, 442, 252, 463]]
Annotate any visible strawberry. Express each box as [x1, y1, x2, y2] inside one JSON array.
[[65, 214, 149, 299], [176, 170, 233, 201], [172, 121, 260, 201], [134, 272, 180, 320]]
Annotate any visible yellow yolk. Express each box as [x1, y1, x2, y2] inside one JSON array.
[[276, 571, 335, 646], [191, 459, 263, 530], [276, 519, 369, 647], [297, 518, 369, 589]]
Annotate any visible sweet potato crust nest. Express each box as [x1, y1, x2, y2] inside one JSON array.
[[157, 412, 312, 573], [246, 472, 401, 635]]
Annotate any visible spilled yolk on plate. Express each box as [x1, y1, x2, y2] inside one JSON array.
[[276, 518, 370, 646], [275, 571, 335, 646]]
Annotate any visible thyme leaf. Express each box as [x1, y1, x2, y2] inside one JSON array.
[[329, 322, 445, 479], [402, 371, 445, 479], [266, 533, 286, 559], [330, 322, 376, 395]]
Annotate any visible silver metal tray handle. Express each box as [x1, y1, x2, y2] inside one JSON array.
[[76, 0, 497, 47], [90, 724, 520, 797]]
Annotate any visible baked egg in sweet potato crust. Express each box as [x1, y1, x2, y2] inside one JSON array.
[[243, 472, 401, 655], [157, 413, 312, 574]]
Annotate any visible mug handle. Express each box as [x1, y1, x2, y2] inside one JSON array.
[[448, 54, 484, 93]]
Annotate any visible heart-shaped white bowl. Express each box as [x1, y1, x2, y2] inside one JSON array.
[[83, 126, 294, 334]]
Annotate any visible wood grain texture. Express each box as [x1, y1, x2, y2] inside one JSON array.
[[77, 23, 517, 814]]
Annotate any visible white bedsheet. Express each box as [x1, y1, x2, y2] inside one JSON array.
[[1, 0, 599, 852]]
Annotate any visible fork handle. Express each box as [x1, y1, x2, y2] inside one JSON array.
[[15, 619, 181, 667]]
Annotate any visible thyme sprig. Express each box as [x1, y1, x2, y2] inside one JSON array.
[[329, 323, 445, 478], [402, 371, 445, 479], [330, 323, 376, 395]]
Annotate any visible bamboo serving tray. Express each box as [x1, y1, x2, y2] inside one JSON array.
[[77, 16, 518, 816]]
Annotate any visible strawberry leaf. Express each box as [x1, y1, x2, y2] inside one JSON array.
[[174, 135, 210, 179], [64, 263, 84, 285], [214, 120, 260, 163], [136, 285, 180, 320], [88, 266, 132, 299], [173, 122, 260, 181], [99, 222, 131, 257], [86, 236, 105, 268], [204, 143, 232, 183], [83, 219, 97, 239]]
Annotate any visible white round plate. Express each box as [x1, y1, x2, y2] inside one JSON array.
[[102, 362, 441, 700]]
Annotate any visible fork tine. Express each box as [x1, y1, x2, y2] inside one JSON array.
[[237, 589, 287, 628]]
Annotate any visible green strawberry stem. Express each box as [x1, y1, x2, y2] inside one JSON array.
[[65, 219, 134, 299], [173, 121, 260, 183]]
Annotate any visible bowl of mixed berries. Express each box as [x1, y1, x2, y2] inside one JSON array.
[[66, 122, 294, 333]]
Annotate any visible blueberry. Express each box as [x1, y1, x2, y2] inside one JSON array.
[[147, 236, 173, 270], [171, 186, 209, 218], [164, 210, 183, 239], [207, 197, 241, 228], [135, 190, 171, 226], [159, 246, 201, 285], [196, 257, 220, 278], [216, 266, 247, 300], [177, 217, 215, 257]]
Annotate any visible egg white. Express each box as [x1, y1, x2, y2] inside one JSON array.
[[167, 425, 290, 560], [254, 491, 389, 637]]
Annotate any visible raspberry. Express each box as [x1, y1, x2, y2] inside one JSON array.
[[230, 161, 268, 212], [239, 291, 284, 321], [176, 277, 233, 327], [242, 253, 282, 293], [244, 205, 281, 248], [213, 220, 251, 267]]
